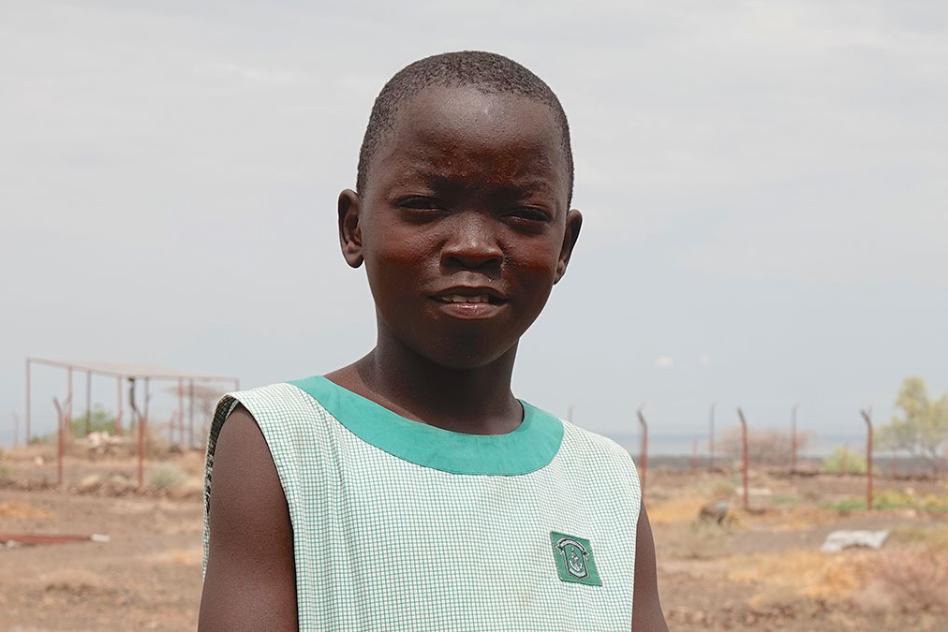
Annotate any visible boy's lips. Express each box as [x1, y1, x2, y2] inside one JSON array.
[[428, 286, 509, 319], [430, 285, 507, 303]]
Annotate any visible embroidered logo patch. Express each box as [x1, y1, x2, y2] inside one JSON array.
[[550, 531, 602, 586]]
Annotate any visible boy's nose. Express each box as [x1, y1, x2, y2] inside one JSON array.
[[441, 215, 503, 272]]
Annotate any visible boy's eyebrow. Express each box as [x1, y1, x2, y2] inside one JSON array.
[[418, 174, 560, 199]]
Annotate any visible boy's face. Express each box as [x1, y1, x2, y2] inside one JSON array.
[[339, 85, 582, 370]]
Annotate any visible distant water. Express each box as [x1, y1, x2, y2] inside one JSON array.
[[605, 432, 871, 457]]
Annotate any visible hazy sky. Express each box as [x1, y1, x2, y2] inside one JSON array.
[[2, 1, 946, 448]]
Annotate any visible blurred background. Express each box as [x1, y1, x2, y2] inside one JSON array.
[[1, 1, 946, 630]]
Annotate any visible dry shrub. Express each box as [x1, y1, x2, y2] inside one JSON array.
[[869, 547, 948, 613], [0, 499, 52, 519], [648, 495, 709, 525], [889, 524, 948, 551], [727, 549, 875, 604], [742, 546, 948, 614], [677, 520, 731, 560], [720, 426, 810, 466], [39, 569, 115, 598], [148, 462, 186, 490], [754, 504, 838, 532], [822, 446, 867, 474]]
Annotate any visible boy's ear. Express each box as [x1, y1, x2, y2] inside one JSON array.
[[337, 189, 364, 268], [554, 208, 583, 284]]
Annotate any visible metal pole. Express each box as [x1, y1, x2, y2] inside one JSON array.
[[25, 358, 31, 444], [53, 398, 64, 487], [177, 377, 184, 446], [141, 378, 148, 490], [66, 366, 73, 432], [188, 379, 195, 448], [709, 402, 716, 471], [168, 382, 175, 445], [115, 376, 123, 435], [129, 378, 143, 490], [12, 411, 19, 448], [861, 408, 873, 511], [85, 370, 92, 436], [637, 404, 648, 497], [143, 377, 150, 426], [789, 404, 797, 470], [737, 408, 749, 511]]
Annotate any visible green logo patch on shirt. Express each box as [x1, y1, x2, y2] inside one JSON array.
[[550, 531, 602, 586]]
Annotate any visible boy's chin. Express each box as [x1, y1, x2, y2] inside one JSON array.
[[417, 341, 518, 372]]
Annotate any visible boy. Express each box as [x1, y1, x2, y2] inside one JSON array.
[[200, 51, 666, 631]]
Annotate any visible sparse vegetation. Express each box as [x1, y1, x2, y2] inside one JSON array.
[[876, 377, 948, 475], [825, 489, 948, 513], [824, 498, 868, 513], [889, 525, 948, 550], [873, 547, 948, 613], [721, 427, 810, 466], [770, 493, 802, 505], [822, 447, 867, 475], [148, 462, 186, 490], [69, 407, 117, 437]]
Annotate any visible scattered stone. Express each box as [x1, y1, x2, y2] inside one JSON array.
[[821, 529, 889, 553], [106, 473, 135, 495], [699, 500, 730, 524], [77, 474, 103, 494], [685, 609, 707, 624], [82, 432, 127, 459]]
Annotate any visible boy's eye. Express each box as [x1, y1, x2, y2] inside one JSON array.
[[507, 207, 551, 223], [397, 196, 442, 211]]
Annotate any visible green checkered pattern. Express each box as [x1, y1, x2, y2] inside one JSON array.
[[204, 382, 641, 631]]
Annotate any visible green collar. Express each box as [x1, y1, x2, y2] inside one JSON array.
[[288, 375, 563, 476]]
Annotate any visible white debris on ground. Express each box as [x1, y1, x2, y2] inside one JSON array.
[[81, 431, 128, 458], [820, 530, 889, 553]]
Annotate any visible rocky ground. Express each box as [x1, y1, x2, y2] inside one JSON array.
[[1, 445, 947, 631]]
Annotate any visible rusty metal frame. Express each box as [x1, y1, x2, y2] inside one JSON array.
[[22, 357, 239, 490]]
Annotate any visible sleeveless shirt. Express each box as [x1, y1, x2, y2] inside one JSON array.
[[203, 376, 641, 631]]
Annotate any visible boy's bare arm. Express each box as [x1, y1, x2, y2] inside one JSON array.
[[631, 505, 668, 631], [199, 406, 298, 632]]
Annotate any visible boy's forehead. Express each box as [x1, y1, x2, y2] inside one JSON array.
[[397, 86, 559, 150], [374, 85, 568, 189]]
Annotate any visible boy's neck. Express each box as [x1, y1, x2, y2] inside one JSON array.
[[327, 336, 523, 436]]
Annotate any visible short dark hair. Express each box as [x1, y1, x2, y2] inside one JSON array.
[[357, 51, 574, 206]]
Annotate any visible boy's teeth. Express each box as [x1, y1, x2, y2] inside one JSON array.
[[443, 295, 490, 303]]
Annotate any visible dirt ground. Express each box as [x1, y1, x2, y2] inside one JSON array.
[[2, 445, 947, 631]]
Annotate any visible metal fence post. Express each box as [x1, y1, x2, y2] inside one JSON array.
[[861, 408, 873, 511], [737, 408, 749, 511]]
